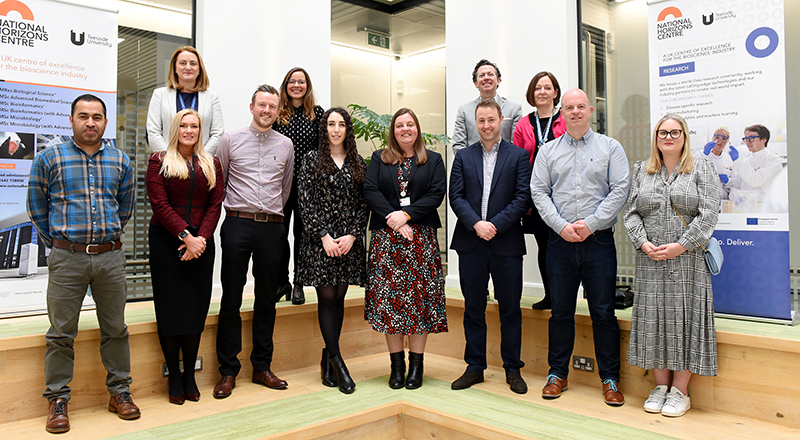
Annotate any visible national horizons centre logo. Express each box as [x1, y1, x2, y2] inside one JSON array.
[[0, 0, 48, 47], [656, 6, 692, 40]]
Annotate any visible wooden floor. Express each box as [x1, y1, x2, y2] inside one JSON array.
[[1, 353, 797, 440]]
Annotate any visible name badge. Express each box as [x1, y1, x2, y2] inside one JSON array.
[[400, 197, 411, 207]]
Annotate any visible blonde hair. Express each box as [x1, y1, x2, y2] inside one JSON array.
[[160, 109, 216, 188], [166, 46, 210, 92], [714, 126, 730, 138], [646, 113, 694, 174]]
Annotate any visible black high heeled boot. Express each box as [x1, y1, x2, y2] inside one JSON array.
[[405, 352, 424, 389], [388, 351, 406, 389], [321, 348, 337, 387], [329, 354, 355, 394]]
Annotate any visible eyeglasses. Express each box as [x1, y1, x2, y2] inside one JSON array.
[[712, 135, 728, 141], [656, 129, 683, 139], [742, 136, 761, 143], [288, 79, 306, 85]]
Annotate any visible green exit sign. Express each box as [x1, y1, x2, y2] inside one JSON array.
[[367, 32, 390, 49]]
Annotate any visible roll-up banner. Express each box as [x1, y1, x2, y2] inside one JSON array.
[[0, 0, 117, 316], [648, 0, 792, 322]]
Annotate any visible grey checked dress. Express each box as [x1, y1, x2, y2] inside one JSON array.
[[624, 158, 720, 376]]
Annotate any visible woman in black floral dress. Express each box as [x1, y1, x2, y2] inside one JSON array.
[[364, 108, 447, 390], [296, 107, 367, 394]]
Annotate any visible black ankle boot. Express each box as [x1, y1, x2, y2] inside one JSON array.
[[388, 351, 406, 389], [405, 352, 424, 389], [329, 354, 355, 394], [321, 348, 337, 387]]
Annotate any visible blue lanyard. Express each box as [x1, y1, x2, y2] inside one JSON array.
[[179, 93, 197, 111], [534, 109, 556, 147]]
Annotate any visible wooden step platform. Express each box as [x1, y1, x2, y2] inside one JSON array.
[[0, 354, 797, 439], [0, 290, 799, 438]]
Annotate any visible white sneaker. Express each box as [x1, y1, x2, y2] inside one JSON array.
[[643, 385, 668, 413], [661, 386, 691, 417]]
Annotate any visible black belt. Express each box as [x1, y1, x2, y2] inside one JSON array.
[[52, 238, 122, 254], [226, 210, 283, 223], [593, 228, 613, 235]]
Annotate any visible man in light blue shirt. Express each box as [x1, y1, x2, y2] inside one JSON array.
[[530, 89, 630, 406]]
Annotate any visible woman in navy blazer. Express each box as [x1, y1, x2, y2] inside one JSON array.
[[146, 46, 224, 155], [364, 108, 448, 390]]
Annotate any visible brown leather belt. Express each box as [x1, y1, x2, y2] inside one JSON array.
[[226, 210, 283, 223], [52, 238, 122, 254]]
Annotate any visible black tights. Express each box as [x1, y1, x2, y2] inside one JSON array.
[[159, 333, 202, 396], [316, 285, 348, 358]]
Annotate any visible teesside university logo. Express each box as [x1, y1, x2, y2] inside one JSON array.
[[656, 7, 692, 40], [0, 0, 49, 47]]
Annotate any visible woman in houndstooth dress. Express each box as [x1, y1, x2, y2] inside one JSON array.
[[623, 113, 719, 417]]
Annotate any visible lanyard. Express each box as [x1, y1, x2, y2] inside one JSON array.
[[534, 109, 556, 147], [179, 93, 197, 111]]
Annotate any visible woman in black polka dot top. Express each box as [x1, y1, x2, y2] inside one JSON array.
[[274, 67, 325, 305]]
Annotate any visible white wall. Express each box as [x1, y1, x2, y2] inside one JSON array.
[[445, 0, 579, 296], [196, 0, 331, 292], [197, 0, 331, 131]]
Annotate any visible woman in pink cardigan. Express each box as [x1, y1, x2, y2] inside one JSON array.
[[513, 71, 566, 311]]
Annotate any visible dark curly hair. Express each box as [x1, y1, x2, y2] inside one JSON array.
[[316, 108, 365, 183]]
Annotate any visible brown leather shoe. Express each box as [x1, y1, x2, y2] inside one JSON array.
[[186, 391, 200, 402], [213, 375, 236, 399], [252, 369, 288, 389], [108, 392, 141, 420], [602, 379, 625, 406], [542, 374, 568, 399], [45, 398, 69, 433]]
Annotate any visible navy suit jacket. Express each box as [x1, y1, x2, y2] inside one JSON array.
[[449, 139, 531, 256]]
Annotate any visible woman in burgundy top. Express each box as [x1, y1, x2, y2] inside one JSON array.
[[512, 71, 566, 311], [146, 109, 224, 405]]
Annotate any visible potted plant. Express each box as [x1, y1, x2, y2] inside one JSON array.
[[347, 104, 450, 164]]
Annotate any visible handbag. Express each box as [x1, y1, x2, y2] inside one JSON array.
[[614, 285, 634, 309], [670, 203, 723, 275]]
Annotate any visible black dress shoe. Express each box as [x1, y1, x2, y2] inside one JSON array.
[[291, 284, 305, 305], [388, 351, 405, 389], [329, 354, 356, 394], [405, 352, 424, 389], [451, 370, 484, 390], [276, 283, 292, 302], [321, 348, 337, 387], [532, 297, 551, 310], [506, 370, 528, 394]]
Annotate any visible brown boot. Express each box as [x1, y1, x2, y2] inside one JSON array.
[[108, 392, 141, 420], [46, 398, 70, 433]]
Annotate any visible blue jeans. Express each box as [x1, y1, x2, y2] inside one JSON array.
[[546, 229, 620, 381]]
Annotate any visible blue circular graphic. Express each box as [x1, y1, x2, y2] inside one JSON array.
[[745, 27, 779, 58]]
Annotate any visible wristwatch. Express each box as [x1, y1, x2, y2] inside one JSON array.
[[318, 229, 328, 238], [178, 229, 190, 241]]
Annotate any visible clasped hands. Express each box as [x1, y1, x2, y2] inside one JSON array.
[[386, 210, 414, 241], [322, 234, 356, 257], [640, 241, 687, 261], [559, 220, 593, 242], [178, 234, 206, 261]]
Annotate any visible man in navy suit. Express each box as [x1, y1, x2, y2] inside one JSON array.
[[449, 99, 532, 394]]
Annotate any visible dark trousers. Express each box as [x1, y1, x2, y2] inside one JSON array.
[[457, 241, 524, 374], [279, 183, 302, 286], [216, 217, 284, 376], [546, 229, 620, 381]]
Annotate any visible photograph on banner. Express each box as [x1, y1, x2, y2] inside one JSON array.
[[0, 0, 117, 315], [648, 0, 791, 320]]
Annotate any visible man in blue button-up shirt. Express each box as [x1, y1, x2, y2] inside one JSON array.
[[531, 89, 630, 407], [27, 95, 139, 433]]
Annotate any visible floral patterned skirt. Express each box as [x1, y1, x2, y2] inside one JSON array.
[[364, 225, 448, 335]]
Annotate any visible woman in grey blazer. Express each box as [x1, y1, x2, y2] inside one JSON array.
[[147, 46, 224, 155]]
